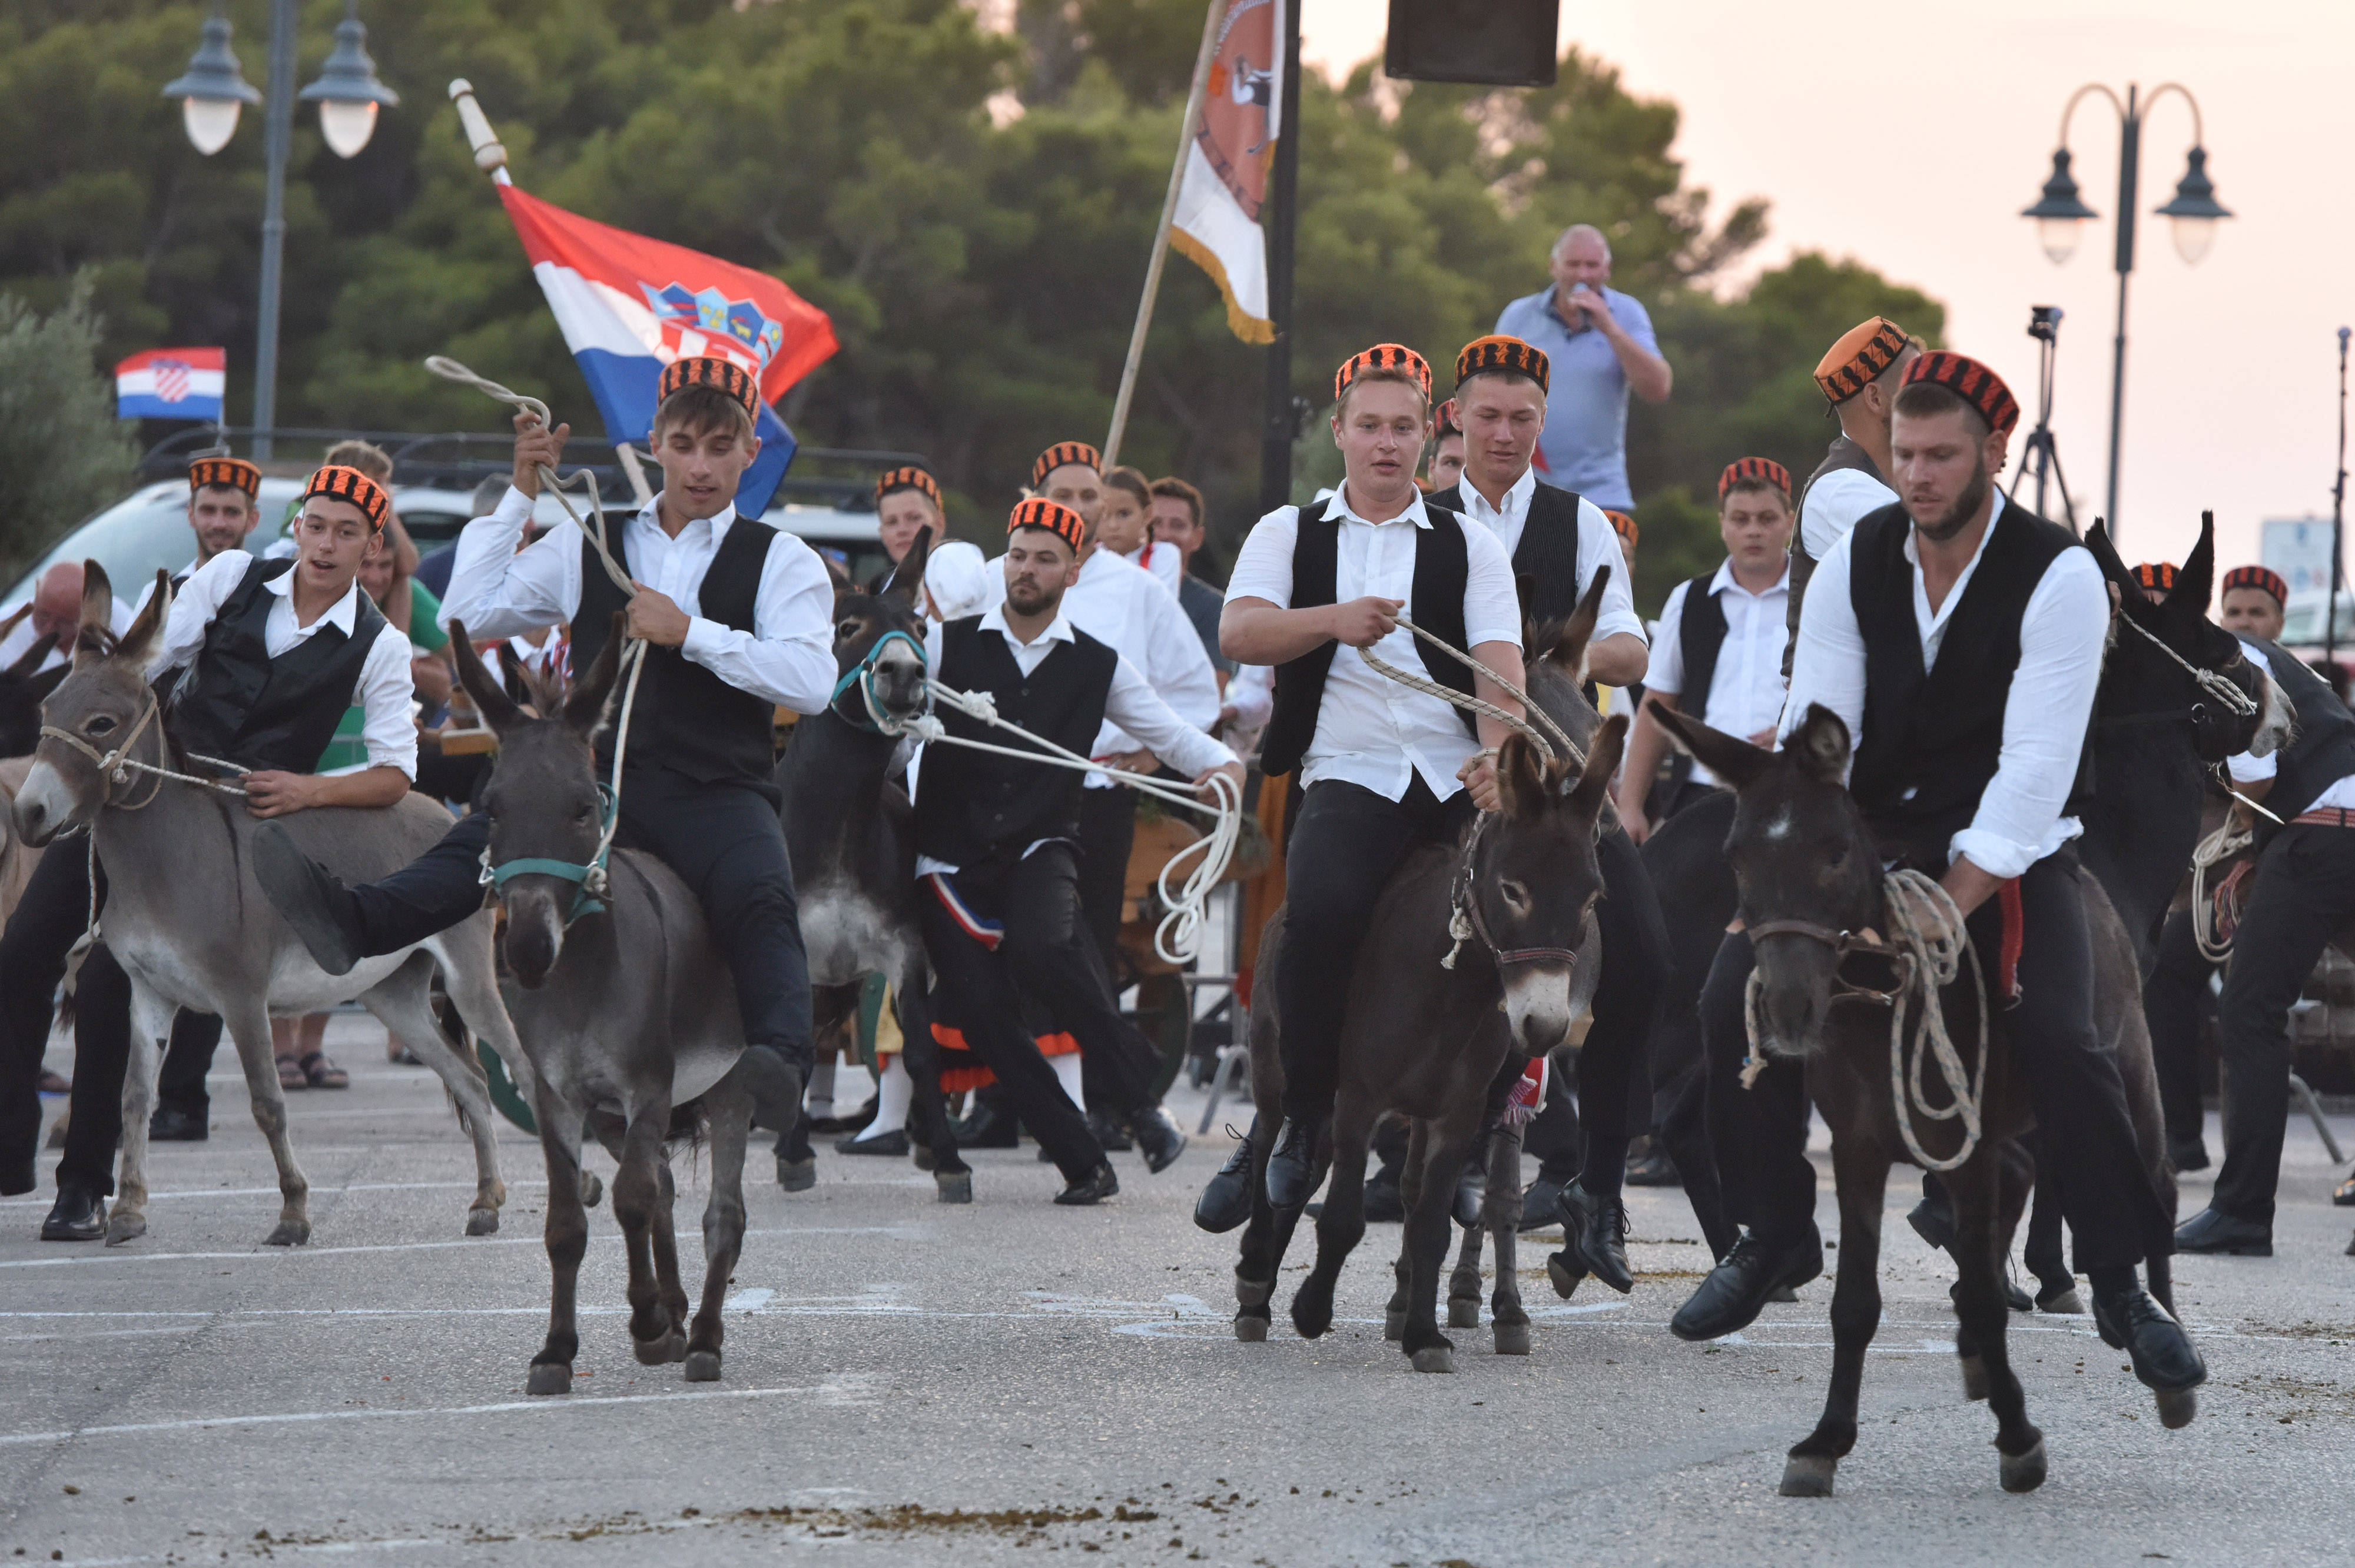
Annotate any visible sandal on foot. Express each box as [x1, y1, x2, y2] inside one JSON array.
[[300, 1052, 349, 1089], [276, 1054, 308, 1091]]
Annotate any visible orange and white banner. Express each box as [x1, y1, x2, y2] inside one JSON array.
[[1170, 0, 1282, 345]]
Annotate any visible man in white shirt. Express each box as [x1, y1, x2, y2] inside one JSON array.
[[1672, 353, 2203, 1404], [1785, 318, 1917, 679], [1220, 343, 1529, 1211], [0, 564, 135, 677]]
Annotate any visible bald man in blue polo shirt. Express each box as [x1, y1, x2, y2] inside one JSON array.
[[1491, 224, 1673, 513]]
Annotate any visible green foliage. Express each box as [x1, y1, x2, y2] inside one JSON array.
[[2, 0, 1944, 613], [0, 281, 137, 577]]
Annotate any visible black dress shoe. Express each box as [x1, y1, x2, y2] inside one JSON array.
[[41, 1184, 105, 1241], [251, 822, 366, 976], [1262, 1116, 1324, 1210], [1516, 1177, 1564, 1233], [1560, 1180, 1634, 1294], [835, 1128, 909, 1157], [148, 1104, 209, 1142], [1054, 1160, 1120, 1205], [2092, 1283, 2207, 1392], [1905, 1187, 1956, 1251], [1670, 1230, 1822, 1342], [1452, 1161, 1487, 1229], [737, 1045, 807, 1137], [1624, 1144, 1681, 1187], [1129, 1107, 1187, 1174], [2333, 1175, 2355, 1208], [953, 1102, 1020, 1148], [1089, 1110, 1136, 1154], [2174, 1205, 2273, 1256], [1194, 1130, 1255, 1233], [1362, 1171, 1404, 1223], [2168, 1135, 2211, 1173]]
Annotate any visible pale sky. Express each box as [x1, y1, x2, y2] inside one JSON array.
[[1301, 0, 2355, 578]]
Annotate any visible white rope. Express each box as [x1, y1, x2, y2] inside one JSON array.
[[2189, 814, 2253, 964], [1356, 614, 1581, 764]]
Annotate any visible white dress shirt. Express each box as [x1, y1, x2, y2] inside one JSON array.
[[0, 600, 133, 674], [1121, 540, 1184, 597], [913, 606, 1238, 876], [1226, 489, 1522, 802], [150, 550, 419, 779], [439, 485, 835, 715], [1780, 493, 2106, 877], [1649, 560, 1791, 786], [1800, 466, 1899, 562], [1451, 467, 1647, 647], [2226, 638, 2355, 810]]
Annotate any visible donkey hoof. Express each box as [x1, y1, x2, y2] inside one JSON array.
[[1492, 1321, 1532, 1357], [1291, 1291, 1334, 1340], [1383, 1308, 1406, 1341], [1409, 1346, 1456, 1374], [935, 1170, 973, 1204], [633, 1330, 688, 1367], [1235, 1273, 1273, 1310], [2038, 1286, 2085, 1316], [1779, 1455, 1838, 1497], [579, 1172, 603, 1209], [1959, 1354, 1990, 1402], [263, 1219, 309, 1247], [911, 1142, 936, 1172], [466, 1205, 500, 1237], [1234, 1313, 1269, 1343], [103, 1212, 147, 1247], [1447, 1298, 1481, 1329], [1547, 1253, 1585, 1300], [1999, 1437, 2048, 1493], [2155, 1387, 2198, 1430], [683, 1351, 722, 1383], [526, 1363, 573, 1396], [776, 1155, 817, 1193]]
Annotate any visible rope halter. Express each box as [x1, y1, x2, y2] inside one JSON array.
[[38, 693, 249, 811]]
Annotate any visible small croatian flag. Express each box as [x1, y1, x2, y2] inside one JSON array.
[[115, 348, 226, 421]]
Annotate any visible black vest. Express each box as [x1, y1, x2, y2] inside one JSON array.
[[1846, 501, 2094, 861], [573, 514, 779, 788], [1425, 477, 1586, 624], [914, 618, 1120, 872], [2243, 636, 2355, 836], [1787, 436, 1887, 677], [167, 558, 384, 775], [1259, 501, 1477, 778], [1674, 572, 1730, 717]]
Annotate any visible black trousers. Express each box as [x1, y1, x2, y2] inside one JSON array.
[[919, 845, 1159, 1180], [1699, 850, 2168, 1271], [348, 768, 813, 1059], [2211, 822, 2355, 1225], [1072, 784, 1164, 1112], [2142, 908, 2217, 1152]]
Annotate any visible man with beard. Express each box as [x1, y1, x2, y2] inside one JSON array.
[[1672, 353, 2204, 1406]]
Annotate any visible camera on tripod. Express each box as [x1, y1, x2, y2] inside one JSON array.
[[2028, 304, 2064, 343], [2012, 305, 2075, 529]]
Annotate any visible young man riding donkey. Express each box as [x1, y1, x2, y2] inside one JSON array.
[[255, 357, 838, 1157]]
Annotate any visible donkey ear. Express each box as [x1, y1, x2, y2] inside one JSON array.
[[1495, 732, 1553, 819], [113, 572, 170, 670], [1789, 703, 1853, 783], [821, 552, 853, 595], [561, 612, 629, 735], [2083, 519, 2135, 594], [448, 619, 528, 736], [72, 561, 115, 667], [1567, 712, 1628, 822], [883, 528, 931, 607], [2171, 512, 2216, 616], [1650, 698, 1776, 789], [1547, 563, 1609, 681]]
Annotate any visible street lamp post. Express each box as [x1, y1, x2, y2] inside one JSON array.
[[2021, 83, 2231, 539], [163, 1, 397, 460]]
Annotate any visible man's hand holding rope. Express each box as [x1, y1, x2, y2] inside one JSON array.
[[508, 410, 569, 499]]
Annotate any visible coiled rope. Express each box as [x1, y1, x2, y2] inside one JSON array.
[[2189, 814, 2254, 963]]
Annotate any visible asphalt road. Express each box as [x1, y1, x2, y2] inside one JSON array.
[[3, 1018, 2351, 1567]]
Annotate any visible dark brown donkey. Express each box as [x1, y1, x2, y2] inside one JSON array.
[[450, 618, 759, 1394], [1655, 702, 2190, 1498]]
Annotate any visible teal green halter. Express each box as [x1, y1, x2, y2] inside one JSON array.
[[477, 783, 618, 925]]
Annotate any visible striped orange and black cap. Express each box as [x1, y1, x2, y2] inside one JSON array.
[[1606, 510, 1638, 547], [875, 466, 941, 509], [1434, 398, 1461, 438], [1334, 343, 1432, 403], [2223, 564, 2288, 606], [1007, 497, 1087, 553], [188, 456, 261, 499], [656, 355, 761, 415], [1029, 441, 1102, 490], [1813, 317, 1912, 405], [1454, 334, 1550, 395], [1718, 457, 1792, 499], [2132, 562, 2179, 594], [300, 464, 392, 531], [1902, 351, 2020, 437]]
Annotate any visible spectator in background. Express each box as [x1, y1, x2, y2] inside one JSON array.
[[1099, 466, 1183, 596], [1426, 399, 1465, 491], [1146, 476, 1232, 691], [1492, 225, 1672, 515], [414, 476, 508, 600], [873, 466, 943, 590]]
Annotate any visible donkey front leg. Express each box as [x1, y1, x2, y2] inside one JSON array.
[[1292, 1097, 1374, 1340], [686, 1065, 757, 1382], [527, 1080, 589, 1395], [212, 993, 311, 1247], [1448, 1185, 1487, 1330], [361, 959, 506, 1235], [1781, 1137, 1889, 1497], [1400, 1112, 1483, 1373], [1384, 1119, 1434, 1340], [611, 1097, 683, 1364], [1948, 1145, 2045, 1493], [102, 982, 178, 1247], [1486, 1119, 1531, 1355]]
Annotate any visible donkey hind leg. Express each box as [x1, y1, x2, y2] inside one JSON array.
[[1447, 1170, 1487, 1331], [1486, 1120, 1531, 1355], [894, 962, 968, 1201], [1781, 1137, 1890, 1497], [609, 1095, 685, 1365], [1401, 1114, 1483, 1372], [1292, 1101, 1375, 1340], [528, 1082, 591, 1395], [639, 1151, 691, 1366], [1385, 1119, 1435, 1341], [425, 925, 538, 1102], [1235, 1122, 1322, 1342], [1948, 1145, 2045, 1492], [360, 956, 506, 1235], [103, 984, 174, 1246], [685, 1064, 755, 1382], [216, 992, 312, 1247]]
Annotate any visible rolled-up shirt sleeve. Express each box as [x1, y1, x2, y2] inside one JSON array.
[[2225, 638, 2281, 782], [356, 622, 420, 779], [1800, 469, 1899, 563], [1223, 506, 1301, 616], [1949, 549, 2107, 877], [1574, 497, 1647, 646], [438, 486, 579, 640], [1104, 652, 1237, 779], [1778, 529, 1867, 746], [679, 531, 836, 714]]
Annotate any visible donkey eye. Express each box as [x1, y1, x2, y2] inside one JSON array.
[[836, 619, 864, 641], [1500, 879, 1531, 912], [84, 715, 117, 736]]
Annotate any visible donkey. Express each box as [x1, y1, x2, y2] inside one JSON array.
[[12, 566, 529, 1246], [449, 617, 759, 1394], [776, 532, 969, 1201]]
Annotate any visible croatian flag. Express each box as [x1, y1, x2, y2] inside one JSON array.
[[496, 185, 836, 518], [115, 348, 225, 421]]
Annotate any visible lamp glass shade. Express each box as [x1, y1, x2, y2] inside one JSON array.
[[2037, 216, 2085, 266], [2168, 215, 2217, 265], [181, 94, 242, 155], [317, 97, 379, 158]]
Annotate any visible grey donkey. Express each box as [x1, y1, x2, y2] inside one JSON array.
[[11, 565, 530, 1247], [448, 615, 761, 1394]]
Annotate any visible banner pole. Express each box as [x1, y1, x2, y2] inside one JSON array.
[[1255, 0, 1302, 514]]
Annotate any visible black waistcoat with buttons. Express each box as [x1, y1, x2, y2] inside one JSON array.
[[1846, 500, 2094, 862], [914, 618, 1120, 874], [1259, 502, 1475, 779], [167, 557, 384, 775], [1424, 477, 1586, 624], [572, 513, 779, 790], [1674, 572, 1731, 719]]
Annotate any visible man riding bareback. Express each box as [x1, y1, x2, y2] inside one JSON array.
[[252, 357, 837, 1127]]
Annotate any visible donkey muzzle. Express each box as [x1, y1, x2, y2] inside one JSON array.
[[1502, 965, 1581, 1057], [501, 886, 568, 988], [10, 759, 80, 848]]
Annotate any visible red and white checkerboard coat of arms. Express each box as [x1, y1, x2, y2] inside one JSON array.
[[153, 359, 191, 404]]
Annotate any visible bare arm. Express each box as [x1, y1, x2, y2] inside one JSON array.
[[1586, 630, 1648, 687], [1616, 690, 1679, 843], [241, 765, 409, 819], [1939, 855, 2006, 921], [1599, 314, 1671, 403], [1220, 595, 1402, 665]]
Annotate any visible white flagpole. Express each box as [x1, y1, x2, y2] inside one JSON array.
[[1102, 1, 1226, 471]]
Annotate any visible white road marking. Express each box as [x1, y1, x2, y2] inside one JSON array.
[[0, 1224, 924, 1270], [0, 1180, 555, 1209]]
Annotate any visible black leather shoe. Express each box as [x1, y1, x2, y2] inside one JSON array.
[[2174, 1205, 2273, 1257], [953, 1102, 1020, 1148], [1516, 1176, 1564, 1233], [148, 1104, 209, 1142], [40, 1184, 105, 1241], [1089, 1110, 1136, 1154], [835, 1128, 908, 1157], [1262, 1116, 1322, 1210], [1362, 1171, 1404, 1222], [2333, 1174, 2355, 1208], [251, 822, 366, 976], [737, 1045, 807, 1137], [2092, 1283, 2207, 1392], [1624, 1137, 1681, 1188], [1905, 1187, 1956, 1252], [1129, 1107, 1188, 1174], [1194, 1129, 1255, 1233], [1054, 1161, 1120, 1205], [1452, 1161, 1487, 1229], [2168, 1135, 2211, 1173], [1670, 1230, 1822, 1342], [1560, 1180, 1634, 1294]]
